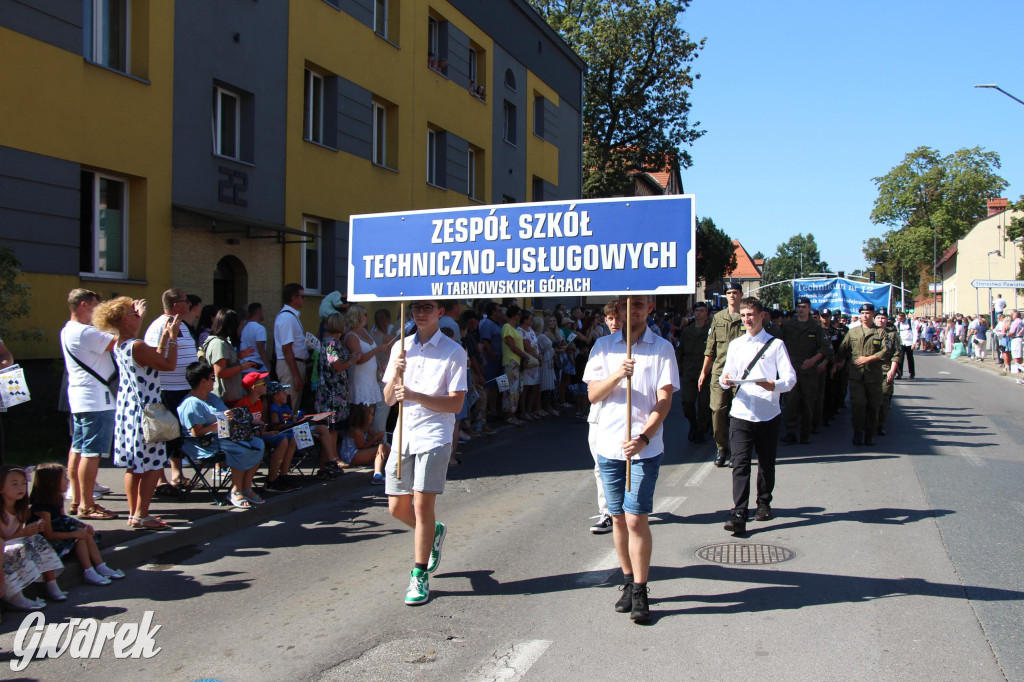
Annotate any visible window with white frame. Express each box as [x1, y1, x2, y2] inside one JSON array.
[[213, 87, 241, 159], [304, 69, 325, 144], [302, 217, 322, 294], [373, 103, 387, 166], [426, 129, 438, 186], [374, 0, 388, 38], [467, 149, 476, 198], [84, 0, 129, 72], [427, 17, 439, 60], [79, 171, 127, 277], [468, 48, 478, 85]]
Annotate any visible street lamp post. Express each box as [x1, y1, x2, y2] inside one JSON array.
[[975, 84, 1024, 107]]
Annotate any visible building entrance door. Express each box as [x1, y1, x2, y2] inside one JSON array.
[[213, 255, 248, 311]]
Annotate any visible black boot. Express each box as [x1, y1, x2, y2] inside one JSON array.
[[715, 448, 730, 468], [614, 579, 634, 613], [724, 510, 747, 534], [630, 583, 650, 623]]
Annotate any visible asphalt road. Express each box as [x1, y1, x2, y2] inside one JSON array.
[[1, 352, 1021, 681]]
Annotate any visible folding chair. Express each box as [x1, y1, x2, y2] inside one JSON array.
[[179, 440, 231, 506]]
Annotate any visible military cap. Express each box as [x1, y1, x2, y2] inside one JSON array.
[[725, 281, 743, 293], [796, 297, 811, 306], [859, 303, 876, 313]]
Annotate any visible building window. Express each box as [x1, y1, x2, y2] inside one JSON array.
[[534, 96, 545, 139], [533, 178, 544, 202], [468, 48, 478, 85], [427, 14, 447, 73], [467, 148, 476, 198], [213, 87, 241, 159], [304, 69, 325, 144], [427, 129, 439, 186], [373, 103, 387, 166], [303, 217, 322, 294], [504, 69, 516, 92], [80, 171, 127, 277], [374, 0, 388, 37], [84, 0, 129, 72], [503, 101, 517, 146]]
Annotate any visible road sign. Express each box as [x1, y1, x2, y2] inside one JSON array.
[[971, 279, 1024, 289], [928, 283, 943, 292]]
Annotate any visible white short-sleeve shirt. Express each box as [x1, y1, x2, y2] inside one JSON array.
[[144, 315, 197, 391], [61, 321, 117, 413], [383, 329, 468, 455], [274, 304, 308, 361], [582, 327, 679, 460], [239, 321, 268, 372]]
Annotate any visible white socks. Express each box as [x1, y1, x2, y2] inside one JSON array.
[[6, 592, 44, 610], [45, 580, 68, 601], [95, 563, 125, 579], [83, 567, 112, 585]]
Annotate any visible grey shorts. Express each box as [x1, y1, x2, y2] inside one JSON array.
[[385, 444, 451, 495]]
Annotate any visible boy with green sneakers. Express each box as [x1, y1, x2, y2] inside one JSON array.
[[382, 300, 468, 605]]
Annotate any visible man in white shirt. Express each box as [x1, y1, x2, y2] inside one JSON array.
[[994, 294, 1007, 317], [61, 289, 118, 518], [383, 300, 467, 607], [895, 311, 915, 379], [144, 288, 197, 488], [583, 293, 679, 623], [239, 302, 269, 373], [720, 296, 797, 535], [274, 283, 310, 411]]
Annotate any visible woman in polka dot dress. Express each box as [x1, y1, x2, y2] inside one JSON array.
[[93, 297, 179, 531]]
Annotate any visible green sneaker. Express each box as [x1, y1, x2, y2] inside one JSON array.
[[405, 568, 430, 606], [427, 521, 447, 573]]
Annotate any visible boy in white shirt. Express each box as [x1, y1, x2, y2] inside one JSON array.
[[720, 296, 797, 535], [583, 294, 679, 623], [383, 300, 467, 606]]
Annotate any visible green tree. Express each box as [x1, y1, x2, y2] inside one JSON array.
[[528, 0, 705, 197], [760, 234, 829, 309], [1007, 194, 1024, 289], [695, 216, 736, 287], [0, 246, 42, 342], [869, 146, 1008, 290]]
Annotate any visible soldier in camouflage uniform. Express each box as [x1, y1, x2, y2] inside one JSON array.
[[677, 303, 712, 444], [699, 281, 745, 467], [814, 308, 839, 431], [780, 298, 831, 445], [875, 309, 903, 436], [836, 303, 894, 446]]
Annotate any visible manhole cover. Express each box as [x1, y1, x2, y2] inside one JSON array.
[[695, 543, 795, 565]]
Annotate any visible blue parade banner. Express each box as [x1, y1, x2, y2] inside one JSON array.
[[347, 195, 695, 301], [792, 278, 892, 315]]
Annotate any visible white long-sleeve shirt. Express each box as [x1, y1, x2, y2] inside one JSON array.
[[719, 328, 796, 423]]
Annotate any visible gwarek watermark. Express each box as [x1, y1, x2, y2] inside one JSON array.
[[11, 611, 162, 672]]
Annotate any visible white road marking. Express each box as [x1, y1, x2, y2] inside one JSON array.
[[470, 639, 552, 682], [956, 446, 984, 467], [653, 495, 687, 516], [574, 548, 620, 586], [938, 371, 951, 375], [685, 460, 715, 487]]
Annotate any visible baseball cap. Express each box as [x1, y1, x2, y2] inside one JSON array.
[[242, 372, 269, 390], [266, 381, 290, 395]]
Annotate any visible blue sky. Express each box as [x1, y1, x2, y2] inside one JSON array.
[[679, 0, 1024, 274]]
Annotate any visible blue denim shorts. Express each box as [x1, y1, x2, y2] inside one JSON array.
[[598, 454, 663, 516], [71, 411, 116, 457], [261, 431, 294, 448]]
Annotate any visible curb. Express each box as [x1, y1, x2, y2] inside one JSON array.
[[55, 469, 374, 592]]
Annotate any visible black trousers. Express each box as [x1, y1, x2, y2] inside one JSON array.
[[898, 346, 915, 377], [729, 415, 780, 512]]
